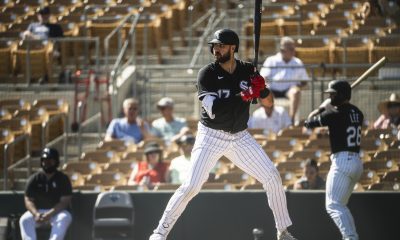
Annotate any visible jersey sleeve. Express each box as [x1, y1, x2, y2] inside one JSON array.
[[304, 108, 337, 129], [197, 66, 218, 100], [61, 174, 73, 196], [24, 174, 36, 198]]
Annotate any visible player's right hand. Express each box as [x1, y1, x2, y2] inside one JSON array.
[[240, 87, 259, 101]]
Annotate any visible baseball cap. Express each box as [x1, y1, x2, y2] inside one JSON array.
[[157, 97, 174, 108], [177, 134, 195, 145], [144, 142, 162, 155], [38, 6, 50, 15]]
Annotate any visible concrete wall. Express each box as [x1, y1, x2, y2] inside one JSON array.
[[0, 191, 398, 240]]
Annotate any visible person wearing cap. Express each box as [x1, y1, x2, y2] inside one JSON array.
[[105, 98, 152, 144], [373, 93, 400, 129], [151, 97, 190, 146], [127, 142, 169, 189], [20, 148, 72, 240], [149, 28, 298, 240], [22, 6, 64, 40], [259, 37, 310, 124]]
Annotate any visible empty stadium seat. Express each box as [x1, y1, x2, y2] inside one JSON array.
[[81, 150, 121, 164], [264, 138, 303, 152], [372, 149, 400, 162], [65, 171, 86, 187], [153, 183, 180, 191], [367, 182, 400, 191], [287, 149, 325, 161], [103, 161, 136, 175], [86, 172, 127, 188], [363, 160, 399, 176], [63, 161, 102, 176], [358, 170, 380, 187], [122, 150, 144, 161], [214, 172, 252, 185], [275, 160, 305, 176], [0, 99, 30, 113], [371, 37, 400, 63], [202, 182, 234, 190], [97, 139, 137, 155], [0, 41, 16, 78]]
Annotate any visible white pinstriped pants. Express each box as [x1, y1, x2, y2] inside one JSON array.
[[19, 209, 72, 240], [326, 151, 363, 240], [152, 122, 292, 238]]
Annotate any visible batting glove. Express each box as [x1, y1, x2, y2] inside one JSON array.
[[240, 86, 260, 102]]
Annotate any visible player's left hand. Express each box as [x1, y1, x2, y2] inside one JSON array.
[[250, 72, 266, 91]]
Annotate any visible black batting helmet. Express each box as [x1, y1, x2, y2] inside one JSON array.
[[325, 80, 351, 100], [40, 147, 60, 168], [208, 28, 239, 53]]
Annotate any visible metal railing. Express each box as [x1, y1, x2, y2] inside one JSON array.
[[3, 134, 31, 190], [42, 112, 69, 164]]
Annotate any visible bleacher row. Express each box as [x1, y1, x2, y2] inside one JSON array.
[[0, 0, 211, 83], [61, 123, 400, 192], [0, 98, 68, 175], [244, 0, 400, 76]]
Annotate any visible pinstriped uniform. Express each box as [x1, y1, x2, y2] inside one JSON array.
[[151, 60, 293, 239], [305, 103, 364, 240]]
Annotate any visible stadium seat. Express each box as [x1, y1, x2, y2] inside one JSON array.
[[97, 139, 137, 155], [381, 170, 400, 183], [281, 19, 316, 36], [86, 172, 127, 188], [264, 138, 303, 152], [358, 170, 380, 187], [153, 183, 180, 191], [240, 183, 263, 190], [62, 161, 102, 176], [304, 137, 331, 151], [92, 191, 134, 239], [0, 109, 12, 120], [0, 128, 15, 177], [360, 138, 386, 153], [13, 108, 50, 152], [122, 150, 144, 161], [333, 37, 372, 69], [0, 118, 31, 160], [275, 161, 305, 176], [103, 161, 136, 175], [277, 125, 313, 140], [81, 150, 121, 165], [65, 171, 86, 187], [371, 37, 400, 63], [214, 172, 253, 185], [363, 160, 399, 176], [0, 99, 30, 114], [202, 182, 233, 190], [13, 40, 53, 83], [372, 149, 400, 162], [363, 127, 397, 140], [367, 182, 400, 191], [280, 171, 297, 186], [287, 149, 325, 162], [389, 140, 400, 150]]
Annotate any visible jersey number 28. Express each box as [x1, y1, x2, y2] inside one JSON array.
[[346, 126, 361, 147]]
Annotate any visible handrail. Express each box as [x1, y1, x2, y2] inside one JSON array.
[[42, 112, 69, 164], [189, 10, 226, 69], [77, 112, 102, 158], [104, 12, 139, 79], [3, 134, 31, 190], [109, 13, 140, 118]]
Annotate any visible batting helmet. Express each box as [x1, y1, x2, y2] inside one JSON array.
[[40, 147, 60, 169], [325, 80, 351, 105], [208, 28, 239, 53]]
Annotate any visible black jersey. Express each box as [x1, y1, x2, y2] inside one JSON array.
[[197, 59, 254, 133], [306, 103, 364, 154], [25, 170, 72, 209]]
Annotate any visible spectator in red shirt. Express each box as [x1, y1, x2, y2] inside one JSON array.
[[128, 142, 169, 189]]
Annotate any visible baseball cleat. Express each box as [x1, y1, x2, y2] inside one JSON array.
[[149, 233, 166, 240], [277, 230, 298, 240]]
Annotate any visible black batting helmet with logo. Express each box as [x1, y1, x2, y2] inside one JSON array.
[[40, 147, 60, 168], [208, 28, 239, 53], [325, 80, 351, 106]]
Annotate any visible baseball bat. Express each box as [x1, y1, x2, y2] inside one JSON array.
[[253, 0, 262, 69], [350, 56, 387, 88], [310, 56, 388, 118]]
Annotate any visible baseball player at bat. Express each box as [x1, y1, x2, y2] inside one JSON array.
[[149, 29, 297, 240], [304, 80, 364, 240]]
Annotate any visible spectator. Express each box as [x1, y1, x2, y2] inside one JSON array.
[[373, 93, 400, 129], [294, 159, 325, 190], [22, 7, 64, 40], [151, 97, 190, 146], [105, 98, 152, 143], [248, 94, 292, 135], [168, 134, 196, 184], [127, 142, 169, 189], [19, 148, 72, 240], [260, 37, 310, 124]]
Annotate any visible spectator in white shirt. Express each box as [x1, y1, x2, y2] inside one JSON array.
[[248, 95, 292, 136], [260, 37, 310, 124], [168, 134, 196, 184]]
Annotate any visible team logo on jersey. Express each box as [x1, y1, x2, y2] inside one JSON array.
[[239, 80, 249, 90]]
